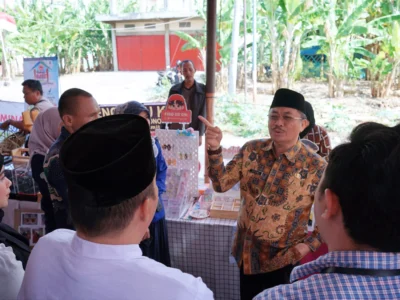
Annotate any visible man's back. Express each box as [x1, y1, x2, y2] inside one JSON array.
[[255, 251, 400, 300], [18, 230, 213, 300]]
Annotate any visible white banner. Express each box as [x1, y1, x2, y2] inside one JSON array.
[[0, 100, 24, 123], [23, 56, 60, 105]]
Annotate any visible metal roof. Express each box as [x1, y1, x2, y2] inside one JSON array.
[[96, 10, 202, 23]]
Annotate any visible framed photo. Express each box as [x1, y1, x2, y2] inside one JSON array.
[[32, 228, 44, 245], [14, 209, 46, 247], [18, 226, 32, 242], [40, 213, 45, 226], [21, 213, 38, 226]]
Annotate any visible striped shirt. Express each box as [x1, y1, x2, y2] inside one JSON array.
[[254, 251, 400, 299]]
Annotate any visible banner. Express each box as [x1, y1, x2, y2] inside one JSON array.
[[23, 56, 59, 105], [0, 100, 24, 123], [100, 102, 166, 131]]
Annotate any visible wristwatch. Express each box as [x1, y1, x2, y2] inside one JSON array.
[[207, 146, 222, 155]]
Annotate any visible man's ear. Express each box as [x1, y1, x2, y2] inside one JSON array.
[[322, 188, 341, 219], [139, 197, 156, 222], [301, 119, 309, 131], [62, 115, 72, 127]]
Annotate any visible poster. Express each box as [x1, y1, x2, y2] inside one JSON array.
[[0, 100, 24, 123], [18, 212, 46, 246], [161, 94, 191, 124], [23, 56, 59, 106], [100, 102, 166, 132]]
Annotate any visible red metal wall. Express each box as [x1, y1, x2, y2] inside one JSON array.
[[169, 35, 221, 71], [116, 35, 166, 71], [116, 34, 221, 71]]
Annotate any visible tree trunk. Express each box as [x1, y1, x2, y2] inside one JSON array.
[[327, 45, 336, 98], [383, 61, 400, 97], [280, 26, 293, 89], [0, 31, 10, 84], [76, 48, 82, 73], [84, 57, 90, 71], [270, 22, 280, 93], [335, 78, 344, 97], [243, 0, 247, 100], [228, 0, 241, 95], [252, 0, 257, 102], [287, 41, 300, 88]]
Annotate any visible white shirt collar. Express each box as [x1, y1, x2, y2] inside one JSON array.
[[71, 233, 142, 260]]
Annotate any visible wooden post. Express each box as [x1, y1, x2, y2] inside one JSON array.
[[204, 0, 217, 183]]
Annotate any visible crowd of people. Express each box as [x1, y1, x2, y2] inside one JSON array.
[[0, 62, 399, 300]]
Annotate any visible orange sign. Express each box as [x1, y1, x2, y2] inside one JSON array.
[[161, 94, 192, 124]]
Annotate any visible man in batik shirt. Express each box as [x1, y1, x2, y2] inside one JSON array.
[[255, 123, 400, 300], [200, 88, 327, 300]]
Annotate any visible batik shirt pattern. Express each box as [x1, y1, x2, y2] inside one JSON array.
[[208, 139, 327, 274]]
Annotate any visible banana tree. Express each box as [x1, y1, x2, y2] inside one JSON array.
[[355, 15, 400, 97], [5, 0, 113, 74], [303, 0, 378, 97], [260, 0, 321, 93]]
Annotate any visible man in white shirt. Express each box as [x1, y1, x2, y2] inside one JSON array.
[[0, 244, 24, 300], [18, 114, 214, 300]]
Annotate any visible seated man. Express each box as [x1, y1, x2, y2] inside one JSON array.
[[18, 115, 214, 300], [254, 122, 400, 299]]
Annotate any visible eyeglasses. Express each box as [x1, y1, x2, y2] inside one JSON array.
[[268, 114, 304, 123]]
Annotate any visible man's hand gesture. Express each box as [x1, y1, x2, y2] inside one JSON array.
[[198, 116, 223, 150]]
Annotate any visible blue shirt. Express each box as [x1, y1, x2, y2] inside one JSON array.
[[254, 251, 400, 300], [153, 138, 167, 223]]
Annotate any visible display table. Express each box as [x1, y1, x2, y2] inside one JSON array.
[[167, 217, 240, 300]]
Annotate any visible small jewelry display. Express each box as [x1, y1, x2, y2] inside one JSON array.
[[162, 144, 172, 151]]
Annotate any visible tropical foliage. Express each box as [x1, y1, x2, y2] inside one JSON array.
[[2, 0, 138, 75], [176, 0, 400, 98]]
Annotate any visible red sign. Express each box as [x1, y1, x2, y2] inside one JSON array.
[[161, 94, 192, 124]]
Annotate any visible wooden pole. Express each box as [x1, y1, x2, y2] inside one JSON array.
[[204, 0, 217, 183]]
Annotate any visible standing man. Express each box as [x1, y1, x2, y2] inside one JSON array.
[[200, 88, 327, 300], [255, 123, 400, 299], [167, 60, 206, 146], [43, 88, 100, 230], [0, 80, 53, 131]]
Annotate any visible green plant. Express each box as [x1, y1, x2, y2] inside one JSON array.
[[215, 94, 270, 138], [323, 104, 357, 133]]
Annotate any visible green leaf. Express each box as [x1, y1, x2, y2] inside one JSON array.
[[337, 0, 375, 38], [353, 47, 376, 59], [368, 14, 400, 26]]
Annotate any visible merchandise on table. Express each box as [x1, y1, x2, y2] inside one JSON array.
[[210, 194, 241, 220], [156, 129, 199, 219]]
